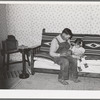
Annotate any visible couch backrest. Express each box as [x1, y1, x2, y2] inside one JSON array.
[[40, 28, 100, 56], [83, 36, 100, 55], [40, 29, 84, 53], [40, 29, 60, 53]]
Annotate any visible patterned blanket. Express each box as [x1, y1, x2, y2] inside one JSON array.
[[83, 36, 100, 56], [36, 29, 100, 60]]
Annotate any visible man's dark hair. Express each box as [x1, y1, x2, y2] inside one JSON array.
[[62, 28, 73, 39]]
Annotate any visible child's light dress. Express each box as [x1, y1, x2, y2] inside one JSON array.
[[71, 46, 88, 71]]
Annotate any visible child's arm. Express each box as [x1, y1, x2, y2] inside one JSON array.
[[72, 55, 81, 59]]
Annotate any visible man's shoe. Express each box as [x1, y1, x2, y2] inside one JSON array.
[[58, 79, 69, 85], [78, 67, 82, 71], [73, 79, 81, 83]]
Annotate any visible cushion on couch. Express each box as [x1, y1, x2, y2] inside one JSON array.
[[34, 60, 60, 70], [35, 52, 53, 61], [34, 56, 54, 64], [34, 58, 100, 73]]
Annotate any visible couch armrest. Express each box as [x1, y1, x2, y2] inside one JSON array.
[[33, 45, 41, 54], [30, 45, 41, 75]]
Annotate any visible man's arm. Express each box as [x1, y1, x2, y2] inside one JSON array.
[[49, 38, 60, 57]]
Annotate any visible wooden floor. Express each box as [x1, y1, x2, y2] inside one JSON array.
[[0, 77, 20, 89], [0, 72, 100, 90], [1, 63, 100, 90]]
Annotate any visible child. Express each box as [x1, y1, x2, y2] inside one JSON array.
[[71, 38, 88, 71]]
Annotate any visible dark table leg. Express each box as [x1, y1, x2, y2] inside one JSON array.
[[19, 49, 29, 79], [31, 49, 35, 75]]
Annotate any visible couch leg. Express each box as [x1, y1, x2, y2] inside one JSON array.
[[31, 60, 35, 75], [30, 49, 36, 75], [32, 70, 35, 75]]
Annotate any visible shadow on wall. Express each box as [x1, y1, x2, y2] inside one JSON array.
[[0, 4, 8, 67], [0, 4, 9, 89]]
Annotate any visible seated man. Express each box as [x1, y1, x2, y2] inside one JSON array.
[[49, 28, 80, 85]]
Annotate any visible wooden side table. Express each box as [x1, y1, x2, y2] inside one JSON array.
[[18, 45, 29, 79], [18, 45, 40, 79]]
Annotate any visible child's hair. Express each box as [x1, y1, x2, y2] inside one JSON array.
[[74, 38, 84, 47]]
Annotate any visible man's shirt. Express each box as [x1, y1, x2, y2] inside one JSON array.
[[49, 34, 69, 57]]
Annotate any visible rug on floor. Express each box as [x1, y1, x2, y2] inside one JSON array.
[[0, 69, 31, 80], [0, 67, 100, 80]]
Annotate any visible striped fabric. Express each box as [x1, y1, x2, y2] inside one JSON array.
[[40, 33, 84, 53], [36, 29, 100, 60], [40, 33, 60, 53], [83, 36, 100, 56], [35, 33, 60, 60], [71, 35, 83, 42]]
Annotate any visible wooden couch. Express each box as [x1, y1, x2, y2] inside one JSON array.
[[30, 28, 100, 76]]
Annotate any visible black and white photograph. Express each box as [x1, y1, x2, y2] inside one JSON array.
[[0, 1, 100, 98]]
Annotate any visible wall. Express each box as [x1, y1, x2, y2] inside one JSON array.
[[4, 2, 100, 60], [0, 4, 8, 67]]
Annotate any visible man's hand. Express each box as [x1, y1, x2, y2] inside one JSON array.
[[60, 51, 71, 57], [60, 52, 67, 57]]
